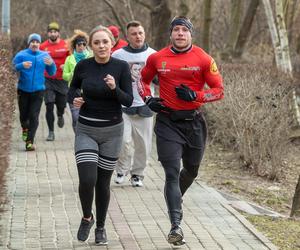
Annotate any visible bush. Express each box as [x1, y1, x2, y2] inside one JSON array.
[[0, 34, 17, 205], [204, 63, 296, 180]]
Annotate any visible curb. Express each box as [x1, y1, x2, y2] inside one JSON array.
[[198, 182, 278, 250]]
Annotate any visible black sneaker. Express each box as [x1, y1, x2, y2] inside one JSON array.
[[77, 216, 95, 242], [46, 131, 55, 141], [95, 227, 108, 245], [167, 225, 185, 245], [57, 116, 64, 128]]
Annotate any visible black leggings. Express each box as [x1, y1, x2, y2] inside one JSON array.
[[155, 113, 207, 226], [161, 149, 201, 226], [77, 162, 113, 228], [45, 98, 66, 131], [17, 90, 44, 143]]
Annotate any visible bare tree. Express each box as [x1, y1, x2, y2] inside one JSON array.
[[290, 175, 300, 217], [233, 0, 260, 58], [103, 0, 135, 35], [221, 0, 242, 61], [150, 0, 172, 49], [202, 0, 212, 53]]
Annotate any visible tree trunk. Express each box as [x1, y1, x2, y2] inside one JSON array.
[[290, 175, 300, 217], [261, 0, 284, 70], [221, 0, 242, 61], [233, 0, 260, 58], [202, 0, 212, 53], [150, 0, 172, 50], [283, 0, 298, 42], [275, 0, 292, 74]]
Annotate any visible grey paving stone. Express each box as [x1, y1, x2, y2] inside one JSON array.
[[0, 108, 278, 250]]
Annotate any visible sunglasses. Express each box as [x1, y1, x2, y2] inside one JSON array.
[[76, 42, 87, 46]]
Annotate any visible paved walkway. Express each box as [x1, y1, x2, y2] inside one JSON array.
[[0, 108, 278, 250]]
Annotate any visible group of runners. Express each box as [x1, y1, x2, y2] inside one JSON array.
[[12, 16, 223, 246]]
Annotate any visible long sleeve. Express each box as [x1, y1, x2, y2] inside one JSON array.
[[45, 59, 57, 76], [12, 53, 25, 71], [115, 62, 133, 107], [195, 58, 224, 103], [139, 53, 157, 100], [67, 63, 82, 104], [62, 56, 73, 82]]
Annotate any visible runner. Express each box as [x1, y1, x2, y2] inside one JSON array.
[[68, 25, 133, 245], [112, 20, 156, 187], [63, 29, 91, 132], [13, 33, 56, 151], [40, 22, 69, 141], [139, 16, 224, 245]]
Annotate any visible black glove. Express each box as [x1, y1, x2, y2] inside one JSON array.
[[145, 96, 169, 113], [175, 84, 197, 101]]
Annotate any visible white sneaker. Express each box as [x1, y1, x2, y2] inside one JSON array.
[[130, 175, 143, 187], [114, 173, 125, 184]]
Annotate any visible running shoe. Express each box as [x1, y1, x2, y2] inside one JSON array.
[[57, 116, 64, 128], [130, 175, 143, 187], [22, 129, 28, 142], [25, 141, 35, 151], [167, 224, 185, 245], [95, 227, 108, 245], [77, 215, 95, 242], [114, 173, 125, 184], [46, 131, 55, 141]]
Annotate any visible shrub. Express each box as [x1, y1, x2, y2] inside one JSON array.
[[0, 34, 17, 205], [204, 63, 296, 180]]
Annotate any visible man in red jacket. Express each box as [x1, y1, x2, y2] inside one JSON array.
[[40, 22, 69, 141], [108, 25, 128, 53], [139, 16, 224, 246]]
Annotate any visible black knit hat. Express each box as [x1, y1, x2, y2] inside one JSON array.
[[170, 16, 194, 34], [72, 37, 87, 49]]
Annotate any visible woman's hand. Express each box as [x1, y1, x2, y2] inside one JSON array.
[[104, 74, 116, 90], [73, 97, 85, 108]]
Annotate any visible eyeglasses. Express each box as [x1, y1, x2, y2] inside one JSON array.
[[76, 42, 87, 46]]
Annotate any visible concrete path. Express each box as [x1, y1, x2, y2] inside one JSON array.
[[0, 108, 277, 249]]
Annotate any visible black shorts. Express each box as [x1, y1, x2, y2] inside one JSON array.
[[44, 78, 68, 104], [154, 112, 207, 163]]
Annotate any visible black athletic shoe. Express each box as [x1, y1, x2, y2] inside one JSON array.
[[95, 227, 108, 245], [57, 116, 64, 128], [46, 131, 55, 141], [77, 216, 95, 242], [167, 225, 185, 245]]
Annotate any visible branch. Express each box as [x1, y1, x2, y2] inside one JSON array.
[[103, 0, 126, 35], [132, 0, 154, 11]]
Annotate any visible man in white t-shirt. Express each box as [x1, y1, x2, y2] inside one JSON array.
[[112, 20, 156, 187]]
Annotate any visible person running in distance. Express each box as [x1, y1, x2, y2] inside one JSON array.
[[13, 33, 56, 151], [40, 21, 69, 141], [63, 29, 91, 132], [108, 25, 128, 53]]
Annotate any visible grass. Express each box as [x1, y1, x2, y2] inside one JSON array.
[[244, 215, 300, 250]]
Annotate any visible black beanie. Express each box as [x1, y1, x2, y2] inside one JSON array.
[[170, 16, 194, 34]]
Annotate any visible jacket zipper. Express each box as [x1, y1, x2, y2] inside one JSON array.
[[31, 56, 37, 91]]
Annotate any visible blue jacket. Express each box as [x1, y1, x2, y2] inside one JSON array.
[[13, 48, 56, 93]]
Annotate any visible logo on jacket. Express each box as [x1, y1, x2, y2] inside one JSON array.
[[180, 66, 200, 71], [210, 60, 219, 74], [158, 61, 170, 73]]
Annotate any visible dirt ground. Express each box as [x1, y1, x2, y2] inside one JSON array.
[[199, 135, 300, 216]]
